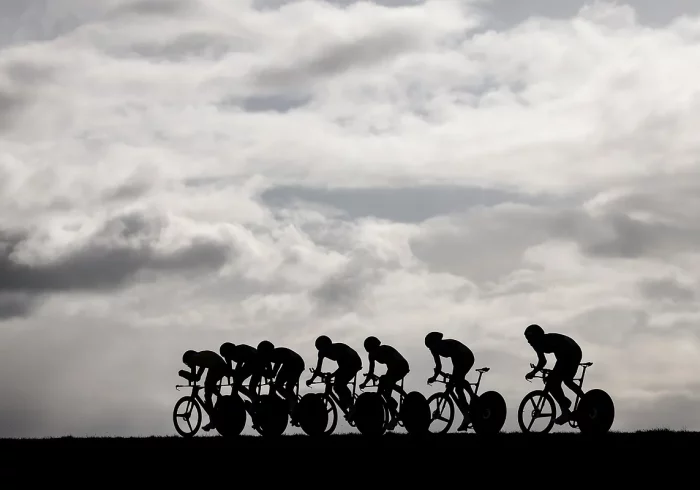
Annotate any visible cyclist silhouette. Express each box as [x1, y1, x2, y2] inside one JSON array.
[[306, 335, 362, 416], [182, 349, 228, 432], [257, 340, 305, 417], [524, 324, 586, 425], [359, 336, 409, 414], [425, 331, 476, 432], [219, 342, 263, 397]]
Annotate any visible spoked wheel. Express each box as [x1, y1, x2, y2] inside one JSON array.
[[295, 393, 328, 437], [427, 392, 454, 434], [471, 391, 507, 435], [253, 394, 289, 437], [400, 391, 431, 436], [575, 389, 615, 435], [354, 392, 387, 436], [173, 396, 202, 438], [518, 390, 556, 434], [213, 394, 247, 437]]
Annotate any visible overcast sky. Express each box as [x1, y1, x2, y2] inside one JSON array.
[[2, 0, 700, 438]]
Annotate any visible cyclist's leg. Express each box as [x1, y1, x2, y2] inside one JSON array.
[[333, 366, 355, 413], [548, 363, 573, 423], [452, 352, 474, 431], [563, 353, 585, 400], [202, 368, 223, 430]]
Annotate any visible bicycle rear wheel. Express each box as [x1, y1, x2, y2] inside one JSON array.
[[400, 391, 430, 435], [576, 389, 615, 434], [427, 392, 454, 434], [213, 394, 247, 437], [173, 396, 202, 437], [471, 391, 507, 435], [253, 394, 289, 437], [354, 392, 386, 436], [296, 393, 328, 437], [518, 390, 556, 434]]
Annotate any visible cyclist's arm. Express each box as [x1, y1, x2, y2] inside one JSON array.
[[366, 356, 375, 378], [309, 354, 324, 382], [533, 351, 547, 372], [431, 351, 442, 375], [195, 366, 205, 382]]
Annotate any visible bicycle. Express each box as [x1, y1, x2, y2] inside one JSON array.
[[517, 361, 615, 434], [303, 368, 386, 436], [173, 370, 246, 438], [426, 367, 507, 435], [360, 373, 430, 436], [233, 374, 289, 437]]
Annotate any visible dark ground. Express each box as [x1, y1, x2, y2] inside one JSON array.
[[2, 430, 692, 481]]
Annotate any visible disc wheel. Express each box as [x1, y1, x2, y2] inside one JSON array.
[[576, 389, 615, 434], [400, 391, 431, 435], [253, 394, 289, 437], [471, 391, 507, 435], [354, 392, 387, 436], [213, 394, 247, 437]]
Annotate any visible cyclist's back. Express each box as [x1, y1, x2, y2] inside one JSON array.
[[436, 339, 473, 368], [539, 333, 582, 361], [321, 342, 362, 370], [195, 350, 227, 369], [371, 344, 408, 372]]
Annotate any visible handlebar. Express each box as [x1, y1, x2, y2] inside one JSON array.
[[527, 363, 551, 382]]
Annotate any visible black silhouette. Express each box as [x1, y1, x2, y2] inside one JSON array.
[[172, 327, 614, 438], [425, 367, 507, 435], [179, 350, 228, 432], [256, 340, 305, 419], [219, 342, 263, 399], [358, 336, 430, 434], [306, 335, 362, 415], [424, 332, 482, 432], [305, 367, 386, 436], [523, 324, 588, 425], [518, 325, 615, 433]]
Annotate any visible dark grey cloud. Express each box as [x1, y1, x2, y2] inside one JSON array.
[[261, 184, 546, 223], [0, 293, 36, 320], [0, 211, 233, 319]]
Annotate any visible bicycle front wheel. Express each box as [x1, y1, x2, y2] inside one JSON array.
[[173, 396, 202, 437], [518, 390, 556, 434], [427, 392, 454, 434]]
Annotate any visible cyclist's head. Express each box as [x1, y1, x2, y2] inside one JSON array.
[[315, 335, 332, 351], [363, 336, 381, 352], [424, 331, 443, 349], [182, 349, 197, 366], [524, 324, 545, 343], [219, 342, 235, 359], [257, 340, 275, 357]]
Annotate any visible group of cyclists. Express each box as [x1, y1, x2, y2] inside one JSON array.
[[180, 323, 586, 433]]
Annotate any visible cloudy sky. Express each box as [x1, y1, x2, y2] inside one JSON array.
[[2, 0, 700, 438]]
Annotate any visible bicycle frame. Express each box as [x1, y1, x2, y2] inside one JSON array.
[[528, 362, 592, 428], [306, 368, 358, 416], [432, 367, 489, 407]]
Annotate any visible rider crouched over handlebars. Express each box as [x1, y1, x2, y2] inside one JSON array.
[[257, 340, 305, 419], [307, 335, 362, 417], [181, 349, 228, 432]]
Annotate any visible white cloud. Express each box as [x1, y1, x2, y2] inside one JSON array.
[[1, 0, 700, 436]]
